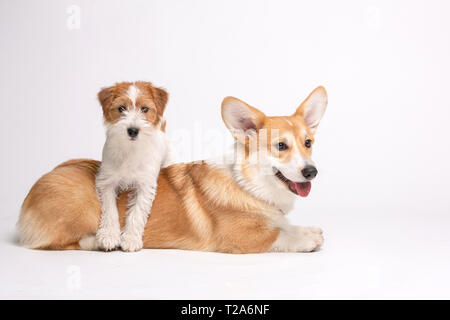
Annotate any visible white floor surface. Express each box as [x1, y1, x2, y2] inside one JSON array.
[[1, 202, 449, 299]]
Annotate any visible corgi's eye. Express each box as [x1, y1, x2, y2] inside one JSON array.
[[276, 142, 289, 151], [141, 106, 149, 113], [118, 106, 126, 113], [305, 139, 312, 148]]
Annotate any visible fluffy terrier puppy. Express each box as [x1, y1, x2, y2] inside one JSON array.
[[95, 81, 171, 252]]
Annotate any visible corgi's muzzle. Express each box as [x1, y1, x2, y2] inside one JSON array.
[[274, 167, 317, 197], [301, 165, 318, 180]]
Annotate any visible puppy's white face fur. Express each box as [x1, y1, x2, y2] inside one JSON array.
[[97, 81, 170, 185], [98, 82, 167, 145]]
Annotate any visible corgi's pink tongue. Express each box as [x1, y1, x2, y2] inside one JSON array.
[[289, 181, 311, 197]]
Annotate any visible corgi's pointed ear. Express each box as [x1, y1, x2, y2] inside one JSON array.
[[295, 86, 328, 132], [221, 96, 266, 138]]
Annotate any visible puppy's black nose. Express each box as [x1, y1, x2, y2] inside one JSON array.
[[127, 127, 139, 138], [302, 165, 318, 180]]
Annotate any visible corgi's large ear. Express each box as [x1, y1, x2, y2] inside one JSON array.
[[221, 96, 266, 138], [295, 86, 328, 132]]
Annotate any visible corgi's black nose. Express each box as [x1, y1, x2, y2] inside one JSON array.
[[302, 166, 318, 180], [127, 127, 139, 138]]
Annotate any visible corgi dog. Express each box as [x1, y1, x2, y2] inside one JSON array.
[[95, 81, 171, 252], [17, 86, 328, 253]]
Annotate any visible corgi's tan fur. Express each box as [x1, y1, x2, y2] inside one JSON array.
[[17, 86, 328, 253]]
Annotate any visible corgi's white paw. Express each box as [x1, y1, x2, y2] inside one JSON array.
[[96, 228, 121, 251], [297, 226, 323, 235], [120, 233, 143, 252], [270, 226, 324, 253], [294, 226, 324, 252], [296, 235, 323, 252]]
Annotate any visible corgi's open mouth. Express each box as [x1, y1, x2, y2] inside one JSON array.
[[274, 168, 311, 197]]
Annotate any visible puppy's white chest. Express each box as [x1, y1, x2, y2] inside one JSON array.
[[99, 134, 166, 189]]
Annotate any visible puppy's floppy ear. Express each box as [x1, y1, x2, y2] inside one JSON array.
[[160, 120, 167, 132], [295, 86, 328, 133], [97, 86, 114, 114], [221, 96, 266, 139], [151, 86, 169, 116]]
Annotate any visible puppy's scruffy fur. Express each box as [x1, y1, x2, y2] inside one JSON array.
[[95, 81, 171, 252]]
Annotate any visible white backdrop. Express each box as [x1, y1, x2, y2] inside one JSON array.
[[1, 0, 450, 299]]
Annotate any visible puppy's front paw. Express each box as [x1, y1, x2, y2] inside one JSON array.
[[120, 233, 143, 252], [96, 228, 121, 251]]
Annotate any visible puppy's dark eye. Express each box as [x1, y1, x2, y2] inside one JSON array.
[[141, 106, 149, 113], [276, 142, 288, 151], [305, 139, 312, 148], [118, 106, 126, 113]]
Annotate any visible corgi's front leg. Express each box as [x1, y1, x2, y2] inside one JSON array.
[[269, 225, 323, 253], [120, 183, 157, 252], [96, 185, 121, 251]]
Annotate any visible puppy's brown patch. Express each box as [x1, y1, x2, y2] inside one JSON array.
[[97, 81, 168, 126]]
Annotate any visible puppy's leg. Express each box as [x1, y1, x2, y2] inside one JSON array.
[[120, 184, 157, 252], [269, 225, 323, 252], [96, 185, 121, 251]]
